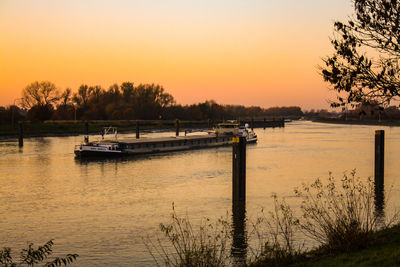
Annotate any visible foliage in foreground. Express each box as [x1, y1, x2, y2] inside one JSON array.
[[0, 240, 78, 267], [249, 194, 304, 266], [144, 204, 231, 267], [295, 170, 397, 253], [147, 171, 399, 266]]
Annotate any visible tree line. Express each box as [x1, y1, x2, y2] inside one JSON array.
[[0, 81, 303, 124]]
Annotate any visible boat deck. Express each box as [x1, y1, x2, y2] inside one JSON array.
[[97, 133, 232, 145]]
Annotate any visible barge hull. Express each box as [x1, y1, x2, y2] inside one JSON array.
[[74, 134, 234, 158]]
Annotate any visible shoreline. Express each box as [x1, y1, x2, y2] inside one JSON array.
[[0, 127, 190, 141], [312, 118, 400, 127]]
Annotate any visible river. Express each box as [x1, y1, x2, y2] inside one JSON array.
[[1, 121, 399, 266]]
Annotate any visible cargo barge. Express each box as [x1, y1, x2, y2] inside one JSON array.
[[74, 133, 234, 158]]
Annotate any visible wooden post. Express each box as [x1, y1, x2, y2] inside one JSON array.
[[84, 122, 89, 143], [18, 122, 23, 147], [136, 121, 140, 139], [375, 130, 384, 190], [232, 136, 246, 203], [263, 118, 266, 130], [175, 119, 180, 136], [251, 117, 254, 131]]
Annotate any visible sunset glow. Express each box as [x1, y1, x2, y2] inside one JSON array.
[[0, 0, 352, 109]]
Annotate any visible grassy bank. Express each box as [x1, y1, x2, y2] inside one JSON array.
[[295, 224, 400, 266], [0, 120, 211, 138]]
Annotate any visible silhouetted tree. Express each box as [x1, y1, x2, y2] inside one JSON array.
[[21, 81, 60, 109], [21, 81, 60, 121], [53, 88, 75, 120], [321, 0, 400, 108]]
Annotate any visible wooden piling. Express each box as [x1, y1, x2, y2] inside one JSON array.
[[375, 130, 384, 190], [18, 122, 23, 147], [251, 117, 254, 131], [136, 121, 140, 139], [263, 118, 266, 130], [84, 122, 89, 143], [232, 136, 246, 203], [175, 119, 180, 136]]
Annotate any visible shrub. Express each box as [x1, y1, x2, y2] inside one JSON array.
[[144, 205, 231, 267], [0, 240, 78, 267], [294, 170, 396, 252], [250, 195, 303, 266]]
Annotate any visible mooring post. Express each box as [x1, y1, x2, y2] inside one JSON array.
[[175, 119, 180, 136], [136, 121, 140, 139], [18, 122, 23, 147], [263, 118, 266, 130], [375, 130, 385, 190], [84, 121, 89, 143], [251, 117, 254, 131], [232, 136, 246, 203]]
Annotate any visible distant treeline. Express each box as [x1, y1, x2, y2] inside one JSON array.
[[0, 81, 303, 124], [304, 102, 400, 121]]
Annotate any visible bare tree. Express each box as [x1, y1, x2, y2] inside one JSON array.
[[21, 81, 60, 109]]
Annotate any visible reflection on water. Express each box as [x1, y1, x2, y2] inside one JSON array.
[[0, 121, 400, 266], [231, 200, 247, 266], [374, 179, 385, 226]]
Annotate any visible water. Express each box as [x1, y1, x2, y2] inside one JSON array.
[[1, 121, 400, 266]]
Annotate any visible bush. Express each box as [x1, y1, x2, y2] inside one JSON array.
[[249, 195, 303, 266], [294, 170, 396, 252], [144, 205, 231, 267], [0, 240, 78, 266]]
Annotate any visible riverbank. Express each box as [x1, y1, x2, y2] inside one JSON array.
[[0, 119, 286, 140], [0, 120, 211, 140], [312, 117, 400, 127], [294, 223, 400, 266]]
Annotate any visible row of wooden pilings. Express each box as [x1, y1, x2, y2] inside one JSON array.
[[16, 118, 282, 146], [232, 130, 386, 204]]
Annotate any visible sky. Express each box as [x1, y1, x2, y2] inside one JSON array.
[[0, 0, 353, 110]]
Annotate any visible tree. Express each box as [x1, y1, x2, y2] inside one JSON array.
[[73, 85, 89, 107], [21, 81, 60, 121], [53, 88, 75, 120], [21, 81, 60, 109], [321, 0, 400, 109]]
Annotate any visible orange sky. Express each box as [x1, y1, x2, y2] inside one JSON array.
[[0, 0, 353, 110]]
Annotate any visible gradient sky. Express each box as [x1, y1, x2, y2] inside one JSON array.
[[0, 0, 353, 109]]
